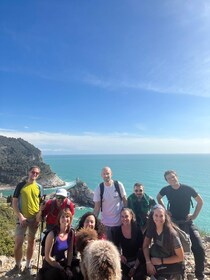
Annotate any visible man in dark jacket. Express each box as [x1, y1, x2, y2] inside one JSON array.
[[127, 182, 156, 233]]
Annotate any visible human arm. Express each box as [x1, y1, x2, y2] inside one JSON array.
[[45, 231, 64, 269], [12, 197, 27, 226], [93, 201, 101, 218], [151, 246, 184, 265], [186, 194, 203, 221], [122, 195, 127, 207], [156, 193, 165, 208], [36, 202, 46, 222], [143, 236, 156, 276]]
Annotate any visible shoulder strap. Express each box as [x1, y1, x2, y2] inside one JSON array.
[[114, 180, 122, 200], [50, 199, 56, 214], [66, 198, 71, 207], [100, 182, 104, 212]]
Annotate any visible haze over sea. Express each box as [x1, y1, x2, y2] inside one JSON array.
[[2, 154, 209, 232]]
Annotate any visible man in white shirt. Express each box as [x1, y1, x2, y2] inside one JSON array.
[[93, 166, 127, 246]]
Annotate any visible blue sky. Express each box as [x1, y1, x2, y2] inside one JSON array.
[[1, 1, 210, 154]]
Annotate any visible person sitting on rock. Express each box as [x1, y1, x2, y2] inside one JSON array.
[[37, 188, 74, 231], [38, 208, 74, 280]]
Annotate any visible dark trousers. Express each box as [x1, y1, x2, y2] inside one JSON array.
[[189, 223, 205, 279], [105, 225, 120, 247], [179, 222, 205, 279]]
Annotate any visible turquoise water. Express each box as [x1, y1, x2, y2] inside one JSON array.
[[2, 154, 210, 232]]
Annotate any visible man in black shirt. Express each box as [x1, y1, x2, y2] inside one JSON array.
[[157, 170, 205, 280]]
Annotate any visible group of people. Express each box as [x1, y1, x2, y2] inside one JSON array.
[[6, 165, 205, 280]]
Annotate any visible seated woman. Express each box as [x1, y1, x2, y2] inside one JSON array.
[[39, 208, 74, 280], [117, 207, 147, 280], [71, 212, 106, 280], [143, 204, 184, 280], [75, 211, 106, 239]]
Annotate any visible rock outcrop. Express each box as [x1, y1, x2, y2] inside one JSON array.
[[0, 135, 65, 188], [68, 179, 94, 208]]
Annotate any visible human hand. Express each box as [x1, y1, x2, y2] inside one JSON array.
[[186, 213, 195, 221], [146, 261, 156, 275], [128, 267, 136, 277], [120, 255, 127, 264], [40, 203, 46, 211], [65, 267, 73, 279], [19, 215, 27, 227]]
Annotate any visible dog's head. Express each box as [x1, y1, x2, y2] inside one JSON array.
[[83, 239, 122, 280], [76, 227, 98, 253]]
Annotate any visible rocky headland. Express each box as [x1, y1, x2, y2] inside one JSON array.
[[0, 135, 94, 207], [0, 135, 65, 189]]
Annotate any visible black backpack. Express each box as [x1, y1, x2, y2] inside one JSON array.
[[100, 180, 122, 212], [41, 228, 57, 257]]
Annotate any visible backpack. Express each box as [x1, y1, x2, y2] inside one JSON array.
[[41, 228, 57, 257], [173, 226, 192, 254], [100, 180, 122, 212], [50, 197, 71, 214]]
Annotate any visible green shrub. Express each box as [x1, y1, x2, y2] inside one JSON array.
[[0, 203, 16, 256]]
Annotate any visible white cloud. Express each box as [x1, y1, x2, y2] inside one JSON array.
[[0, 129, 210, 155]]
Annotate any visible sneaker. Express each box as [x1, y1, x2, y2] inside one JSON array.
[[22, 266, 33, 277], [5, 264, 22, 276]]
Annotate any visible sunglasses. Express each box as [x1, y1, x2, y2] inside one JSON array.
[[56, 196, 65, 200], [135, 189, 143, 192], [31, 171, 40, 175]]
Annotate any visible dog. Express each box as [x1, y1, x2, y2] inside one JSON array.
[[76, 228, 121, 280]]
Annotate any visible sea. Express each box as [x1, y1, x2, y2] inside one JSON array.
[[1, 154, 210, 232]]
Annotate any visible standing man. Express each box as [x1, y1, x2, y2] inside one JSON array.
[[6, 166, 43, 277], [157, 170, 205, 280], [93, 166, 127, 246], [127, 182, 156, 233], [37, 188, 74, 230]]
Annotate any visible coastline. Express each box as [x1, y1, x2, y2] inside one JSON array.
[[0, 185, 15, 191]]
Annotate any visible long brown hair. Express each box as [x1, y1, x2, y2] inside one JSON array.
[[147, 204, 178, 253]]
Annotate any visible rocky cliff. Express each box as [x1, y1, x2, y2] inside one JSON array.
[[0, 135, 65, 188], [68, 179, 94, 208]]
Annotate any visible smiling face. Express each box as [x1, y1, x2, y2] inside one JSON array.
[[153, 208, 166, 228], [28, 166, 40, 182], [83, 215, 96, 229], [56, 195, 65, 207], [101, 167, 112, 184], [121, 209, 133, 226], [134, 184, 144, 198], [165, 172, 179, 188], [59, 209, 72, 228]]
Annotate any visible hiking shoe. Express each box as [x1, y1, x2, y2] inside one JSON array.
[[5, 264, 22, 276], [22, 266, 33, 277]]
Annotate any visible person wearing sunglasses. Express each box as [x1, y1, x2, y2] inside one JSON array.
[[37, 188, 74, 231], [127, 182, 156, 233], [6, 166, 43, 277]]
